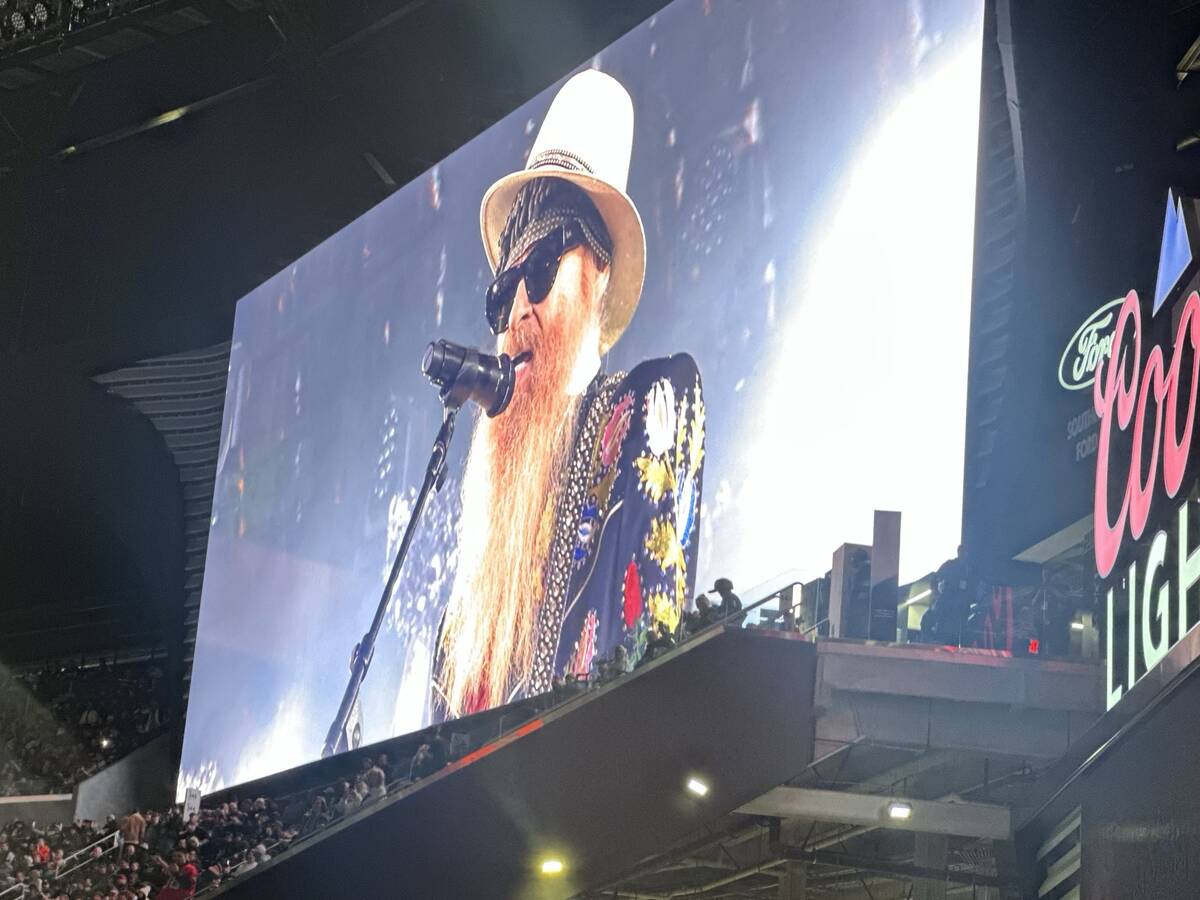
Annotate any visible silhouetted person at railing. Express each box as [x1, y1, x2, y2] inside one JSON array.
[[713, 578, 743, 625], [918, 594, 940, 644], [429, 727, 452, 768], [934, 547, 973, 645], [683, 595, 716, 637], [638, 622, 677, 667], [592, 645, 629, 683]]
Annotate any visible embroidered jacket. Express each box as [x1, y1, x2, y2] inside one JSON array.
[[430, 352, 705, 718], [529, 352, 705, 692]]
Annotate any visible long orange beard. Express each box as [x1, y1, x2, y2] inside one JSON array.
[[437, 312, 587, 718]]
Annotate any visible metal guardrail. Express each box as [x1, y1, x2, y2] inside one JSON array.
[[677, 569, 808, 639], [55, 829, 122, 883], [191, 574, 816, 895], [0, 828, 121, 899]]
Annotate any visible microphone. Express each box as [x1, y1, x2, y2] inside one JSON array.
[[422, 339, 515, 417]]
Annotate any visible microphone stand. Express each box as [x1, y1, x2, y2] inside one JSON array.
[[321, 401, 459, 758]]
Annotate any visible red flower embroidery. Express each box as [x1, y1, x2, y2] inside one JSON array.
[[601, 392, 635, 468], [623, 561, 643, 629]]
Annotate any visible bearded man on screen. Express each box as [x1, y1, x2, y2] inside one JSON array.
[[433, 70, 706, 720]]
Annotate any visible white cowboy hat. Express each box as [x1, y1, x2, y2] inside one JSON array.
[[480, 68, 645, 354]]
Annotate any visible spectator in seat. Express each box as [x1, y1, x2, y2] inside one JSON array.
[[363, 764, 387, 805], [154, 862, 197, 899], [409, 743, 437, 781], [411, 729, 452, 781], [299, 795, 329, 836], [232, 849, 257, 876], [279, 793, 307, 831], [335, 781, 362, 818], [611, 644, 630, 675]]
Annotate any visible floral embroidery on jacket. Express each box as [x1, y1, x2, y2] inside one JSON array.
[[635, 376, 705, 624], [565, 609, 599, 677]]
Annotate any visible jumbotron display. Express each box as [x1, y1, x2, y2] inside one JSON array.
[[180, 0, 985, 794]]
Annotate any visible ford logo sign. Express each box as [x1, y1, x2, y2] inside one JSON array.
[[1058, 298, 1123, 391]]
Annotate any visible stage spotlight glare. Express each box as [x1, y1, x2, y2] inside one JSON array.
[[887, 801, 912, 820], [540, 859, 564, 876], [686, 777, 709, 797]]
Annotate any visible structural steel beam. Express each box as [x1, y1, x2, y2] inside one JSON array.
[[737, 787, 1011, 841], [788, 848, 1008, 890]]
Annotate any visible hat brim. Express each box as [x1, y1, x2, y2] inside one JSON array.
[[480, 167, 645, 355]]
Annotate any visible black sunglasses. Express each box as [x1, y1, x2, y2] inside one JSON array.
[[485, 221, 586, 335]]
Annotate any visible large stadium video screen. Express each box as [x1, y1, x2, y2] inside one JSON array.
[[180, 0, 985, 794]]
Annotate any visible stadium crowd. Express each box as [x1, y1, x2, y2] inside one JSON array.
[[0, 576, 759, 898], [0, 734, 462, 900], [0, 662, 168, 798]]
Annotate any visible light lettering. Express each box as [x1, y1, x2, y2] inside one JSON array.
[[1179, 501, 1200, 640], [1107, 586, 1123, 707], [1128, 560, 1137, 692], [1142, 531, 1170, 672]]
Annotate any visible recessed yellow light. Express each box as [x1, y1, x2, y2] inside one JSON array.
[[686, 777, 709, 797], [541, 859, 564, 875]]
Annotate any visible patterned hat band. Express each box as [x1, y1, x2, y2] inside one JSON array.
[[528, 148, 594, 175], [498, 176, 613, 273]]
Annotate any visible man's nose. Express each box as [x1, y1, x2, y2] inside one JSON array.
[[509, 278, 535, 329]]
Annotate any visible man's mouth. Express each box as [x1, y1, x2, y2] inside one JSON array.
[[512, 350, 533, 373]]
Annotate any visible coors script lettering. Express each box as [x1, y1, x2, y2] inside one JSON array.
[[1093, 289, 1200, 578]]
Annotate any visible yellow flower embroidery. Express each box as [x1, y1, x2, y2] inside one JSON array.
[[648, 589, 681, 633], [644, 516, 679, 569], [635, 455, 675, 503]]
